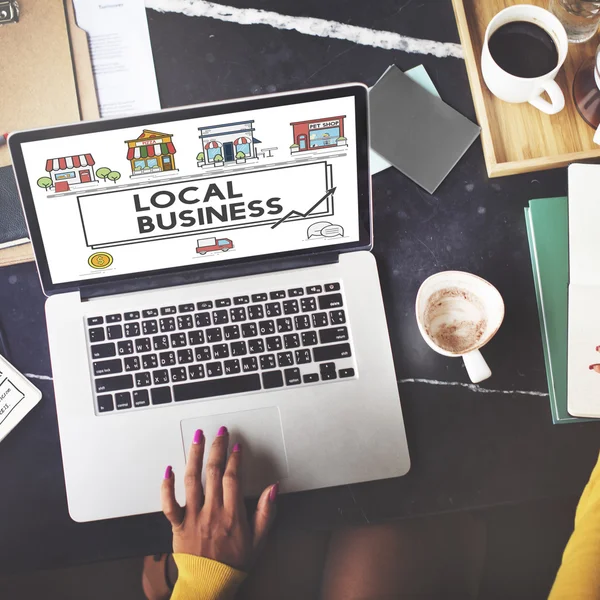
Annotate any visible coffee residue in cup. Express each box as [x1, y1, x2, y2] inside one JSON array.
[[424, 287, 487, 354]]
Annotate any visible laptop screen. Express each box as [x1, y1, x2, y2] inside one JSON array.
[[12, 86, 370, 292]]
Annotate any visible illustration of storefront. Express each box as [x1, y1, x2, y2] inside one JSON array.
[[290, 116, 347, 152], [198, 120, 261, 167], [125, 129, 176, 176], [45, 154, 97, 193]]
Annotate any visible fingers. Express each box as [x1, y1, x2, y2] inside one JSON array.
[[161, 465, 184, 528], [223, 442, 244, 512], [184, 429, 206, 511], [252, 482, 278, 552], [204, 426, 229, 507]]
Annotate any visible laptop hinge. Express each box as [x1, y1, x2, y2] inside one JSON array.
[[80, 252, 341, 301]]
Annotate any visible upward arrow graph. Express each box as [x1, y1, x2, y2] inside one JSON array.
[[270, 187, 337, 229]]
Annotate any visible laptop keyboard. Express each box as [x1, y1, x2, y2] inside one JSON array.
[[86, 282, 356, 414]]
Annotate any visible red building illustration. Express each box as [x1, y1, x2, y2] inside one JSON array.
[[290, 116, 346, 151], [45, 154, 96, 192]]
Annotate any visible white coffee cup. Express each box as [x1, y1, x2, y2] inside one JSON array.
[[481, 5, 568, 115], [415, 271, 505, 384]]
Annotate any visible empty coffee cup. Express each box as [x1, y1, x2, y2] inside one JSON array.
[[415, 271, 505, 384]]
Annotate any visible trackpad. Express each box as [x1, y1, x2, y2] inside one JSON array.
[[181, 407, 289, 497]]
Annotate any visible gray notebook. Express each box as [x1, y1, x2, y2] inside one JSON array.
[[369, 65, 480, 193]]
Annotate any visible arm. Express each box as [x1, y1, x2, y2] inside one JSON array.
[[162, 428, 278, 600], [549, 452, 600, 599]]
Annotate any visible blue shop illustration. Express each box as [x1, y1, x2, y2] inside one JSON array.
[[197, 120, 263, 168]]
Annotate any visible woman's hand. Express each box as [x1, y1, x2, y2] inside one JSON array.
[[161, 426, 278, 571]]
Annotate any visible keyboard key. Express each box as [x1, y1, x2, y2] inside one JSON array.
[[153, 370, 169, 385], [135, 338, 152, 353], [312, 313, 328, 328], [260, 354, 276, 370], [230, 341, 247, 356], [188, 364, 205, 380], [124, 322, 140, 338], [320, 362, 337, 381], [251, 293, 268, 302], [294, 315, 311, 330], [160, 306, 176, 315], [277, 352, 293, 367], [213, 310, 229, 325], [339, 368, 355, 378], [249, 339, 265, 354], [95, 374, 133, 393], [302, 331, 318, 346], [195, 312, 211, 327], [270, 290, 286, 300], [241, 323, 257, 338], [206, 328, 223, 343], [135, 372, 151, 387], [288, 288, 304, 297], [125, 311, 140, 321], [93, 359, 122, 376], [117, 340, 134, 355], [306, 285, 322, 295], [265, 303, 281, 317], [303, 373, 319, 384], [259, 320, 275, 335], [88, 316, 103, 326], [171, 367, 187, 382], [133, 389, 150, 407], [170, 333, 187, 347], [107, 325, 123, 340], [313, 343, 352, 362], [206, 362, 223, 377], [319, 326, 349, 344], [153, 335, 169, 350], [283, 300, 299, 315], [97, 394, 114, 412], [325, 283, 341, 292], [142, 354, 158, 369], [107, 314, 122, 323], [224, 325, 241, 340], [318, 293, 343, 310], [242, 356, 259, 372], [142, 320, 158, 335], [224, 359, 241, 375], [276, 318, 293, 333], [178, 303, 195, 313], [177, 315, 194, 330], [234, 295, 250, 305], [213, 344, 229, 359], [301, 298, 317, 312], [197, 301, 213, 310], [142, 309, 159, 318], [330, 310, 346, 325], [177, 348, 194, 364], [284, 334, 300, 349], [266, 336, 282, 351], [188, 330, 205, 345], [124, 356, 140, 371], [230, 307, 247, 322], [194, 346, 211, 362], [160, 317, 176, 332], [262, 370, 284, 389], [151, 386, 172, 405], [174, 374, 261, 402], [159, 351, 176, 366], [216, 298, 232, 308], [285, 368, 301, 385], [116, 392, 132, 410], [295, 349, 312, 364], [91, 342, 116, 359], [248, 305, 264, 320], [89, 327, 105, 343]]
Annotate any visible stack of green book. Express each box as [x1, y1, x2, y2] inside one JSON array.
[[525, 197, 591, 424]]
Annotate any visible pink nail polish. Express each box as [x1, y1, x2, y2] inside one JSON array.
[[193, 429, 203, 444], [217, 426, 228, 437], [232, 442, 241, 452], [164, 465, 172, 480], [269, 482, 279, 503]]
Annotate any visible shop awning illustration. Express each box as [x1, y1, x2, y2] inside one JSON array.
[[45, 154, 95, 171], [127, 142, 176, 160]]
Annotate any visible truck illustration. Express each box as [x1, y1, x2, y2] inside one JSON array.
[[196, 237, 234, 255]]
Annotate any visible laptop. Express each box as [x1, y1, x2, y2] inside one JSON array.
[[9, 84, 410, 522]]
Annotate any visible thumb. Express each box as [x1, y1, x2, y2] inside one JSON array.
[[252, 482, 278, 552]]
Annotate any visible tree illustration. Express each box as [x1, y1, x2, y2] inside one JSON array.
[[196, 152, 205, 162], [37, 177, 52, 192], [96, 167, 111, 181], [236, 151, 246, 159], [214, 154, 223, 162], [107, 171, 121, 184]]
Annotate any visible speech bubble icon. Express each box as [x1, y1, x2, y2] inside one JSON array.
[[322, 224, 344, 238], [307, 221, 332, 238]]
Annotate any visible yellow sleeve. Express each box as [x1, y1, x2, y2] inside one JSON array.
[[549, 452, 600, 600], [171, 554, 247, 600]]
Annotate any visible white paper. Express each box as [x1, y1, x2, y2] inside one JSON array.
[[73, 0, 161, 119]]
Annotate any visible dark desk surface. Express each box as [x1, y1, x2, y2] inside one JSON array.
[[2, 0, 600, 574]]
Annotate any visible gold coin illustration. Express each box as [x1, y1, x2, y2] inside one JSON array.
[[88, 252, 113, 269]]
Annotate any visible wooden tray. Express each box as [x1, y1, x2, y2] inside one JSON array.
[[0, 243, 34, 268], [452, 0, 600, 177]]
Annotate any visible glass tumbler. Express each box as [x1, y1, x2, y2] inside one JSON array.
[[549, 0, 600, 43]]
